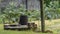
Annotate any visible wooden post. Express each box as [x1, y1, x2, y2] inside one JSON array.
[[39, 0, 45, 32], [26, 0, 28, 11], [59, 0, 60, 8]]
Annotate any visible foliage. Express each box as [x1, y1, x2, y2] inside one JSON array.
[[0, 0, 60, 23], [44, 1, 60, 19], [0, 2, 40, 23]]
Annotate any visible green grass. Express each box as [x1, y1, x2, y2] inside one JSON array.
[[0, 24, 53, 34], [0, 19, 60, 34]]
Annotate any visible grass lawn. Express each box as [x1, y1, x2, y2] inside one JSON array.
[[0, 24, 51, 34], [0, 19, 60, 34]]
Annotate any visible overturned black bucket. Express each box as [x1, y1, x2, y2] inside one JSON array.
[[19, 15, 28, 25]]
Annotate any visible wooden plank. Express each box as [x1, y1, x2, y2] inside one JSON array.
[[4, 25, 28, 29]]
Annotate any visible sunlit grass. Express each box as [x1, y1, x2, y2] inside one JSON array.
[[0, 24, 50, 34], [0, 19, 60, 34]]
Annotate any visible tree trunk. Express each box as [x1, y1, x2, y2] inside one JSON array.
[[40, 0, 45, 32], [59, 0, 60, 8]]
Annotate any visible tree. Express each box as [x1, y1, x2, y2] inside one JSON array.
[[59, 0, 60, 8], [44, 0, 51, 7], [40, 0, 45, 32]]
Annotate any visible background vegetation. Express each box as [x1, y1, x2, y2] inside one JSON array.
[[0, 0, 60, 24], [0, 0, 60, 34]]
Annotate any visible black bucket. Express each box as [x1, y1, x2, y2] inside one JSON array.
[[19, 15, 28, 25]]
